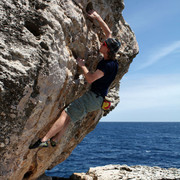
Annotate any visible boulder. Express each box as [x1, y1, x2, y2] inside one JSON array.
[[0, 0, 138, 179]]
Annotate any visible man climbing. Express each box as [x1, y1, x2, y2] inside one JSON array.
[[29, 10, 121, 149]]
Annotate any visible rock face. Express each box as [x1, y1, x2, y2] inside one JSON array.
[[70, 165, 180, 180], [0, 0, 138, 179]]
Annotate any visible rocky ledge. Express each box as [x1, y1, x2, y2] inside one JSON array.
[[39, 164, 180, 180]]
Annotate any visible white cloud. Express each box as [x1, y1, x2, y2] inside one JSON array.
[[137, 41, 180, 70], [102, 74, 180, 122], [118, 83, 180, 111], [119, 74, 180, 110]]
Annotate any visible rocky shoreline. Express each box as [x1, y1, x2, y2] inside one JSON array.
[[38, 165, 180, 180]]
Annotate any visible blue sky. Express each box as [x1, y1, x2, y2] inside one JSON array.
[[102, 0, 180, 122]]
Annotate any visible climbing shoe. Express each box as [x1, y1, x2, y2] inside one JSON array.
[[50, 138, 57, 147], [29, 139, 48, 149]]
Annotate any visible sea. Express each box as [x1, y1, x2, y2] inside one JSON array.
[[45, 122, 180, 178]]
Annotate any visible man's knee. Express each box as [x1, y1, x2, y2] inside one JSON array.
[[62, 110, 70, 122]]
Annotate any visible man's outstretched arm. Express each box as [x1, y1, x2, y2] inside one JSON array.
[[88, 10, 112, 39]]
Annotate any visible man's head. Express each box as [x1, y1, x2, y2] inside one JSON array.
[[105, 38, 121, 54], [100, 38, 121, 59]]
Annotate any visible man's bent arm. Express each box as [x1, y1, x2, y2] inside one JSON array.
[[77, 58, 104, 84]]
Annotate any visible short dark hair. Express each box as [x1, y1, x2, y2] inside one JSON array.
[[108, 51, 116, 60]]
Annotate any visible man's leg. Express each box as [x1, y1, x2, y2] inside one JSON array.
[[29, 110, 71, 149], [50, 115, 70, 142], [41, 110, 70, 142]]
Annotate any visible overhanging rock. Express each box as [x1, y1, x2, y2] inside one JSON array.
[[0, 0, 139, 179]]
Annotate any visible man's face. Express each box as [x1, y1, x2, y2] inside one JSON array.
[[99, 41, 109, 54]]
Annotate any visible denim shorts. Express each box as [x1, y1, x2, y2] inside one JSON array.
[[65, 91, 104, 123]]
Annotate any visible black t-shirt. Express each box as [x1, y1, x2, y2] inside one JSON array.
[[91, 59, 118, 98]]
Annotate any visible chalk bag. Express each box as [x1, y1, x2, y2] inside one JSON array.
[[102, 97, 111, 110]]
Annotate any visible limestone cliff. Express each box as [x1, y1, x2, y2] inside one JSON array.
[[0, 0, 139, 179]]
